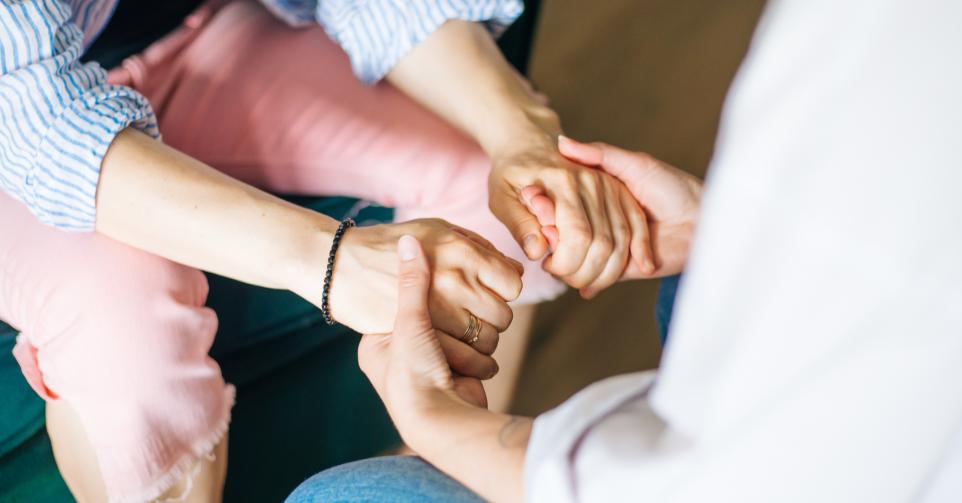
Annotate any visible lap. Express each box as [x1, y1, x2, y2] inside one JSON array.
[[136, 0, 488, 211], [286, 456, 483, 503], [0, 188, 221, 404]]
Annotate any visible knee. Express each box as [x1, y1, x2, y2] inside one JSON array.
[[54, 254, 208, 321], [32, 254, 216, 370]]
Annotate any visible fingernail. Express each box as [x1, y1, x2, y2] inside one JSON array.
[[398, 235, 418, 261]]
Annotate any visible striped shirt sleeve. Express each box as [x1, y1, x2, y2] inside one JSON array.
[[0, 0, 158, 231], [315, 0, 524, 83]]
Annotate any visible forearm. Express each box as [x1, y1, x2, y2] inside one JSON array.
[[96, 128, 333, 301], [406, 401, 532, 502], [387, 20, 559, 157]]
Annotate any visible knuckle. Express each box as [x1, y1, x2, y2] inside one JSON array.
[[543, 168, 574, 188], [614, 226, 631, 246], [566, 274, 591, 289], [590, 251, 610, 272], [547, 254, 580, 276], [488, 302, 514, 330], [433, 269, 464, 291], [595, 233, 614, 253], [595, 234, 615, 261], [508, 274, 523, 300], [569, 226, 592, 247]]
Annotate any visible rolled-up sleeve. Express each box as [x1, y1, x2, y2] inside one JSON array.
[[316, 0, 524, 83], [0, 0, 158, 231]]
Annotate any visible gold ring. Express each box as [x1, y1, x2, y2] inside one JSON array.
[[462, 314, 480, 343], [467, 316, 483, 346]]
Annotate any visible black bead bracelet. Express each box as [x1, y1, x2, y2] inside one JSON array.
[[321, 218, 356, 326]]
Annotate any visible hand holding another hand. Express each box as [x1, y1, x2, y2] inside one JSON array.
[[523, 136, 703, 297], [358, 236, 487, 440], [328, 219, 523, 380], [487, 128, 651, 298]]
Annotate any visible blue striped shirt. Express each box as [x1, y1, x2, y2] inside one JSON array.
[[0, 0, 523, 231]]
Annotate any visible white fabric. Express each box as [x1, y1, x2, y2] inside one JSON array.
[[524, 0, 962, 501]]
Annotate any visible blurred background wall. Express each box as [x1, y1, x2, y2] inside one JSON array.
[[513, 0, 767, 415]]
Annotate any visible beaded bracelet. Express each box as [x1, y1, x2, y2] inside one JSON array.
[[321, 218, 356, 325]]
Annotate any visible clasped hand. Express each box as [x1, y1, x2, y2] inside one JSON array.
[[358, 236, 487, 437], [490, 133, 702, 298], [328, 219, 523, 381]]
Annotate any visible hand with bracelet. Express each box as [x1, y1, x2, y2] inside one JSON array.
[[98, 130, 523, 381], [348, 144, 703, 501], [321, 217, 523, 377]]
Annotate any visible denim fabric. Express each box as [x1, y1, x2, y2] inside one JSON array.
[[656, 274, 682, 345], [286, 456, 485, 503], [288, 275, 686, 502]]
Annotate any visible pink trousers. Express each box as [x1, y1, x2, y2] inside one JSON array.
[[2, 1, 562, 501]]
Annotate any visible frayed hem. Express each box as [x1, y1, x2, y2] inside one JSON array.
[[109, 384, 236, 503]]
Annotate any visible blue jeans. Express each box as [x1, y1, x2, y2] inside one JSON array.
[[285, 456, 484, 503], [287, 276, 683, 501], [656, 274, 681, 345]]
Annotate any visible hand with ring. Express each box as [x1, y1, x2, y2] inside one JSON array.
[[326, 218, 520, 380]]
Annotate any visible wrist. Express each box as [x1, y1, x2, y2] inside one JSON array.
[[299, 224, 398, 333], [282, 212, 339, 304], [397, 392, 484, 452], [479, 103, 562, 159]]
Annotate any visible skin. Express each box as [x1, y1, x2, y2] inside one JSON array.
[[45, 17, 650, 501], [388, 21, 649, 296], [524, 136, 703, 296], [361, 144, 702, 502]]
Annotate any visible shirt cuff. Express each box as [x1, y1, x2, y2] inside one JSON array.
[[318, 0, 524, 83], [524, 371, 657, 502], [30, 85, 158, 232]]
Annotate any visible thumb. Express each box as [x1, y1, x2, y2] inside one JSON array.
[[558, 135, 639, 180], [394, 235, 434, 337], [557, 134, 603, 166], [491, 188, 549, 260]]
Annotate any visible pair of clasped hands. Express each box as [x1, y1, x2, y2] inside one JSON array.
[[336, 135, 701, 387], [332, 136, 701, 390]]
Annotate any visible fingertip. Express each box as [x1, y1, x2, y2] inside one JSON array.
[[644, 258, 657, 275], [557, 134, 578, 157], [523, 233, 548, 260], [530, 194, 557, 226], [398, 234, 420, 262], [520, 185, 544, 206], [489, 359, 500, 380]]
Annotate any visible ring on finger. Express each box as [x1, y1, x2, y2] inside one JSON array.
[[462, 313, 483, 346]]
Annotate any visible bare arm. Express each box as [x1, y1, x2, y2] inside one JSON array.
[[359, 235, 531, 502], [388, 21, 650, 296], [94, 130, 514, 386], [96, 128, 334, 297], [387, 20, 556, 157], [410, 404, 531, 502]]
